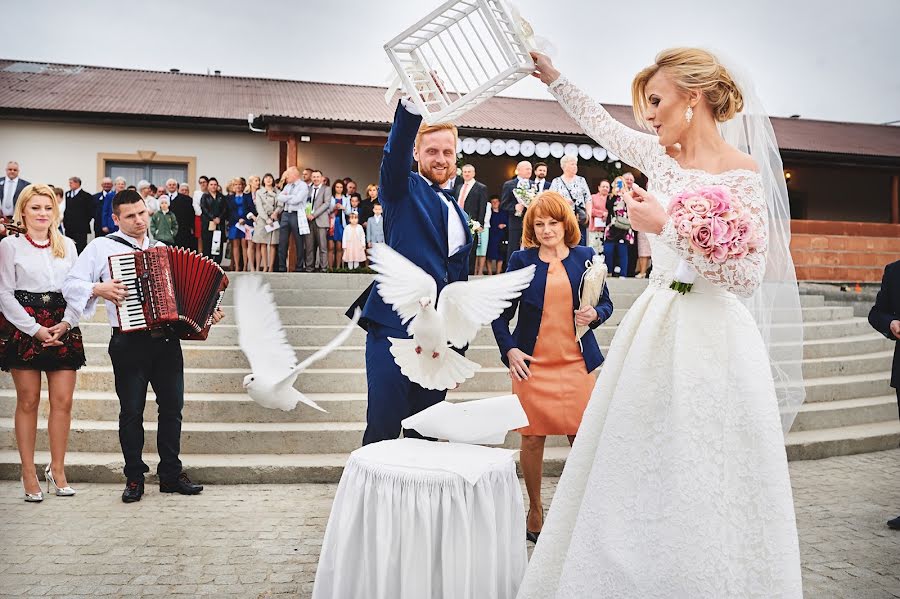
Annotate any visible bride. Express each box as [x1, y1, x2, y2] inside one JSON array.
[[517, 48, 805, 598]]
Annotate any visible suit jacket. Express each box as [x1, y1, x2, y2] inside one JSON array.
[[200, 192, 228, 231], [169, 193, 196, 247], [101, 191, 118, 233], [308, 185, 333, 228], [457, 179, 489, 225], [869, 260, 900, 388], [0, 178, 30, 213], [92, 190, 113, 236], [226, 193, 256, 227], [491, 245, 613, 373], [500, 178, 550, 225], [62, 189, 95, 235], [347, 100, 473, 332]]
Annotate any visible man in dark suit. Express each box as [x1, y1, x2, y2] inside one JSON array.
[[93, 177, 115, 238], [1, 161, 30, 225], [347, 96, 472, 446], [456, 164, 488, 274], [164, 179, 196, 250], [500, 160, 552, 263], [62, 176, 95, 253], [868, 259, 900, 530]]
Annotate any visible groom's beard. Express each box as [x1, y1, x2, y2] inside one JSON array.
[[420, 164, 452, 187]]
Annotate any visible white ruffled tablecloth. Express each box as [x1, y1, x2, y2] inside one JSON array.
[[312, 439, 527, 599]]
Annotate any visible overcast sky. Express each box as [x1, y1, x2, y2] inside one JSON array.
[[3, 0, 898, 125]]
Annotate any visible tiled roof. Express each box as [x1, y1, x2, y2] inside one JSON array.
[[1, 59, 898, 159]]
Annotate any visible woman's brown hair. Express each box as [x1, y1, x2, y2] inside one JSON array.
[[521, 191, 581, 248]]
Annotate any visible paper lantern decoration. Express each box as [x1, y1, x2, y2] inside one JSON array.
[[592, 146, 607, 161], [461, 137, 477, 154], [578, 144, 593, 160], [490, 139, 506, 155], [549, 142, 565, 158], [475, 137, 491, 155], [505, 139, 521, 156], [607, 151, 619, 162], [535, 142, 550, 158], [520, 140, 535, 157], [563, 143, 579, 157]]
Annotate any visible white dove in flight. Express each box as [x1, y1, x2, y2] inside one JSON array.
[[368, 243, 535, 391], [233, 275, 360, 412]]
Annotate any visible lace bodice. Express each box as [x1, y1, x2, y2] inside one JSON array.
[[550, 77, 767, 298]]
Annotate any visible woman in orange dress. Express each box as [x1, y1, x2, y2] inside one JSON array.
[[491, 191, 613, 543]]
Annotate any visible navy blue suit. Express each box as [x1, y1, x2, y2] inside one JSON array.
[[492, 246, 613, 373], [100, 190, 118, 234], [868, 260, 900, 416], [348, 101, 472, 445]]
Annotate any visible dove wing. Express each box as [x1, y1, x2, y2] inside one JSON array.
[[233, 275, 297, 381], [437, 264, 536, 348], [368, 243, 437, 325]]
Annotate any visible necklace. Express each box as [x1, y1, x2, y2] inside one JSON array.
[[25, 234, 51, 249]]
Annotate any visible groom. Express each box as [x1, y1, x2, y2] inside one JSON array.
[[868, 258, 900, 530], [347, 97, 472, 445]]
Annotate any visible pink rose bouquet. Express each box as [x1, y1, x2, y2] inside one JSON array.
[[666, 185, 760, 293]]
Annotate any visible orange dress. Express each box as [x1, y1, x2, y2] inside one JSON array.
[[513, 258, 596, 436]]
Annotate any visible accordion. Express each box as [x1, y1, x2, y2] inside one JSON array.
[[108, 246, 228, 340]]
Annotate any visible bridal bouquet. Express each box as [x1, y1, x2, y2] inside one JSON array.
[[468, 217, 482, 236], [667, 185, 761, 294], [513, 180, 538, 214]]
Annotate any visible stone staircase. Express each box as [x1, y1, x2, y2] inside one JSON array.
[[1, 273, 897, 483]]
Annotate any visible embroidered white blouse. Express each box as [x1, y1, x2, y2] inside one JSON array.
[[0, 234, 80, 336]]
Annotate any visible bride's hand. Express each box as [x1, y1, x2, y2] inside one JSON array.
[[530, 51, 560, 86], [623, 184, 668, 234]]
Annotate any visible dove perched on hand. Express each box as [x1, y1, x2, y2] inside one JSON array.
[[233, 275, 360, 412], [368, 243, 536, 390]]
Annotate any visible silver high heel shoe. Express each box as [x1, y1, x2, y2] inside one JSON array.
[[45, 464, 76, 497], [22, 476, 43, 502]]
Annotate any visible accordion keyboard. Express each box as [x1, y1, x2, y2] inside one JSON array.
[[109, 253, 147, 330]]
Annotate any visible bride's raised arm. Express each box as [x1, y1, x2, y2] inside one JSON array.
[[548, 76, 661, 176], [658, 174, 769, 298]]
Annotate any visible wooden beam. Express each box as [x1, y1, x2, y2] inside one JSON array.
[[892, 174, 899, 224], [287, 136, 298, 168]]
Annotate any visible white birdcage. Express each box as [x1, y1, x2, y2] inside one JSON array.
[[384, 0, 536, 124]]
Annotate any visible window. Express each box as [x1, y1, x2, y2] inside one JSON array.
[[106, 162, 188, 188]]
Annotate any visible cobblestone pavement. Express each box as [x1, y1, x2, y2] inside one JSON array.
[[1, 449, 898, 598]]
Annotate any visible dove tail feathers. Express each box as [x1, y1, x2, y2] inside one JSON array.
[[388, 338, 479, 391], [287, 308, 361, 380]]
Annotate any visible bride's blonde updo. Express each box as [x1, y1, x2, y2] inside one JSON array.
[[631, 48, 744, 130]]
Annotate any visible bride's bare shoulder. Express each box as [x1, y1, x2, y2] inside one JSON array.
[[721, 147, 759, 173]]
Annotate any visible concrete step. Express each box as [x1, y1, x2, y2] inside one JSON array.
[[791, 396, 899, 432], [782, 334, 893, 360], [4, 420, 897, 484], [74, 343, 892, 380], [1, 362, 891, 397], [74, 316, 870, 347], [0, 417, 570, 455], [785, 421, 900, 460]]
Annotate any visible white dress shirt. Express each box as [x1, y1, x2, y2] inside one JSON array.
[[418, 174, 468, 257], [62, 231, 163, 327], [192, 190, 204, 216], [2, 177, 19, 216], [0, 234, 80, 335]]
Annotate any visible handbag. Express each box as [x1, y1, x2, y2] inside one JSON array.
[[611, 196, 631, 230], [560, 179, 589, 227]]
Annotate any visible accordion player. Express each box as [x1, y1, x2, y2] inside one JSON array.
[[108, 246, 228, 340]]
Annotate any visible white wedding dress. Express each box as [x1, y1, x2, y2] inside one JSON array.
[[516, 78, 803, 598]]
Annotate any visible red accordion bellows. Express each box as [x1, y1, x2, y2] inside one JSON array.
[[109, 246, 228, 340]]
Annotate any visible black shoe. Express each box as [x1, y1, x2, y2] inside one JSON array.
[[888, 515, 900, 530], [159, 472, 203, 495], [122, 479, 144, 503]]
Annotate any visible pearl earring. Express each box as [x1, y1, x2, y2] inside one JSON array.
[[685, 106, 694, 123]]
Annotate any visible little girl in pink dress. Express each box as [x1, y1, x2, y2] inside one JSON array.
[[341, 212, 366, 269]]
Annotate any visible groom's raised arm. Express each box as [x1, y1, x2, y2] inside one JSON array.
[[379, 99, 422, 208]]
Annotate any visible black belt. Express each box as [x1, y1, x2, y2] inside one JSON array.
[[14, 290, 67, 309], [111, 325, 177, 339]]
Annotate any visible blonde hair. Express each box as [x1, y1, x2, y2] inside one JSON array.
[[632, 47, 744, 130], [414, 121, 458, 148], [366, 184, 378, 200], [14, 184, 67, 258], [560, 154, 577, 169], [522, 191, 581, 248]]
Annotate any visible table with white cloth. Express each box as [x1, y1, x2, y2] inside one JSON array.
[[312, 439, 527, 599]]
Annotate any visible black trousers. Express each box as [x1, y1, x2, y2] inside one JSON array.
[[277, 211, 306, 272], [108, 330, 185, 482], [506, 218, 523, 263], [68, 232, 88, 255]]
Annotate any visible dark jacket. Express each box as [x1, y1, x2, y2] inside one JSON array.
[[868, 260, 900, 388], [200, 192, 227, 230], [458, 180, 489, 225], [500, 178, 551, 224], [347, 100, 473, 332], [169, 193, 196, 249], [491, 245, 613, 373], [62, 189, 95, 235]]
